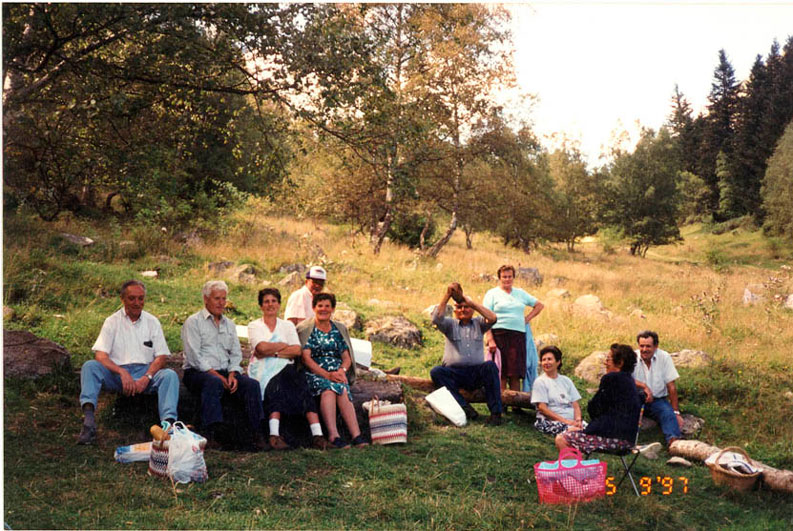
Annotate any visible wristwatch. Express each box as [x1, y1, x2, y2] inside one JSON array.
[[145, 374, 153, 381]]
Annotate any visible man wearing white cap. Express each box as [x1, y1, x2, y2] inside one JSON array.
[[285, 266, 327, 325]]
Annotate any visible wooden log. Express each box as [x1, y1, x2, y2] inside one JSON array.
[[670, 440, 793, 494], [385, 374, 533, 408]]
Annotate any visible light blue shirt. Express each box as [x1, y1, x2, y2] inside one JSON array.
[[483, 287, 538, 332], [181, 308, 243, 373]]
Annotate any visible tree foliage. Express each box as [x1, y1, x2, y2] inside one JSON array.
[[602, 128, 681, 257], [761, 119, 793, 239]]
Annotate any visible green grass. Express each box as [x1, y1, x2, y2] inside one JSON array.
[[4, 209, 793, 528]]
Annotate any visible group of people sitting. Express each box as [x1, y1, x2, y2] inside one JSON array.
[[78, 266, 367, 451], [429, 264, 685, 456], [78, 262, 684, 457]]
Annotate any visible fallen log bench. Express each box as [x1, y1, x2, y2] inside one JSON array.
[[670, 439, 793, 494], [113, 377, 404, 449], [385, 374, 533, 408]]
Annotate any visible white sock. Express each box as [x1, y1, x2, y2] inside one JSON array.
[[310, 423, 323, 437], [269, 418, 280, 437]]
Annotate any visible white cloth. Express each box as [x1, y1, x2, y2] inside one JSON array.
[[632, 348, 679, 398], [531, 373, 581, 421], [247, 317, 300, 399], [91, 308, 170, 365], [284, 285, 314, 322]]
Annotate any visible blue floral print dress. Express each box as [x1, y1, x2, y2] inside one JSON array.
[[304, 323, 352, 400]]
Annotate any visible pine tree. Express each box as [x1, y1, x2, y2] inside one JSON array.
[[761, 119, 793, 238], [699, 49, 740, 218], [728, 54, 771, 218]]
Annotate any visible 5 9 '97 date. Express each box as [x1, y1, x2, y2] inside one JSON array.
[[606, 476, 690, 495]]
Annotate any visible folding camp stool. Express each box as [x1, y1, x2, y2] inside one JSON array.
[[584, 404, 645, 496]]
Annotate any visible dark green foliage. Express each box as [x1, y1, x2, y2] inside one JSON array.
[[387, 210, 436, 249], [602, 128, 681, 257], [762, 119, 793, 238]]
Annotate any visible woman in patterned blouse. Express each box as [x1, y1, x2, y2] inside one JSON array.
[[301, 293, 367, 449]]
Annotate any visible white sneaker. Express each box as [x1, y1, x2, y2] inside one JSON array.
[[637, 442, 662, 459]]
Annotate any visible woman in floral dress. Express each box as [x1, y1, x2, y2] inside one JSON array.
[[299, 293, 367, 449]]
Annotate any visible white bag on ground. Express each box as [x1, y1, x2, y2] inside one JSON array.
[[425, 386, 467, 427], [166, 422, 208, 483]]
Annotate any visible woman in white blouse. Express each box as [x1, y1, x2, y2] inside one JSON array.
[[531, 346, 585, 435]]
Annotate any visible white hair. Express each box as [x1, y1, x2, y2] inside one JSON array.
[[202, 280, 229, 298]]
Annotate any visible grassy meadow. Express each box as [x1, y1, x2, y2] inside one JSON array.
[[4, 202, 793, 529]]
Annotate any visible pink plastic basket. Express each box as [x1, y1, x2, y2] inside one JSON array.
[[534, 448, 607, 504]]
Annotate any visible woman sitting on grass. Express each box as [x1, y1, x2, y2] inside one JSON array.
[[531, 346, 585, 435], [555, 344, 642, 453], [297, 293, 367, 449]]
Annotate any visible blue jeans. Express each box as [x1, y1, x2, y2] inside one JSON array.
[[430, 361, 503, 415], [80, 360, 179, 421], [645, 397, 681, 442], [183, 369, 264, 434]]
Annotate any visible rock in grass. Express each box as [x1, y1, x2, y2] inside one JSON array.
[[784, 294, 793, 310], [534, 333, 559, 349], [422, 304, 453, 319], [3, 330, 72, 379], [666, 456, 692, 467], [207, 261, 234, 274], [365, 316, 422, 349], [546, 288, 570, 299], [141, 270, 158, 278], [3, 306, 15, 320], [60, 233, 94, 247], [742, 284, 766, 306], [517, 267, 543, 286], [573, 350, 608, 384], [334, 309, 362, 331], [670, 349, 709, 369], [573, 294, 613, 320]]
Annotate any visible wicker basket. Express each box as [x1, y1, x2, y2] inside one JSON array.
[[707, 446, 761, 491]]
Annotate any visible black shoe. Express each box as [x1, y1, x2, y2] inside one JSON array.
[[485, 414, 503, 426], [253, 434, 271, 452], [462, 405, 480, 421], [77, 424, 96, 445]]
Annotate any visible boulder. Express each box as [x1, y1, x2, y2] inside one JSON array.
[[60, 233, 95, 247], [546, 288, 570, 299], [207, 261, 234, 274], [422, 304, 453, 319], [680, 414, 705, 437], [231, 264, 257, 284], [742, 283, 767, 306], [534, 333, 560, 349], [573, 294, 613, 320], [784, 294, 793, 310], [574, 350, 608, 384], [3, 330, 72, 379], [4, 306, 15, 320], [367, 298, 397, 309], [279, 271, 302, 287], [475, 273, 495, 283], [334, 309, 363, 331], [629, 309, 646, 319], [279, 263, 308, 276], [669, 349, 709, 369], [549, 276, 568, 287], [517, 267, 543, 286], [365, 316, 422, 349]]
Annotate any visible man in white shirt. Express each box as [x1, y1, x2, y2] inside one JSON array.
[[78, 280, 179, 444], [182, 280, 267, 451], [284, 266, 326, 325], [632, 330, 684, 445]]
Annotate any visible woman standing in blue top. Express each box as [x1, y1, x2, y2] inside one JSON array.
[[483, 265, 545, 396]]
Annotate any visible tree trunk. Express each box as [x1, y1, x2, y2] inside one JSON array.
[[386, 374, 533, 408], [419, 210, 433, 251], [424, 211, 457, 258], [670, 440, 793, 494], [464, 225, 473, 249]]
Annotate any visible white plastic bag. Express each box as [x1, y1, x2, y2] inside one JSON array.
[[425, 386, 467, 427], [114, 441, 152, 463], [166, 422, 208, 483]]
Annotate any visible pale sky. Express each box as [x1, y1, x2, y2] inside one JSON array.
[[503, 1, 793, 165]]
